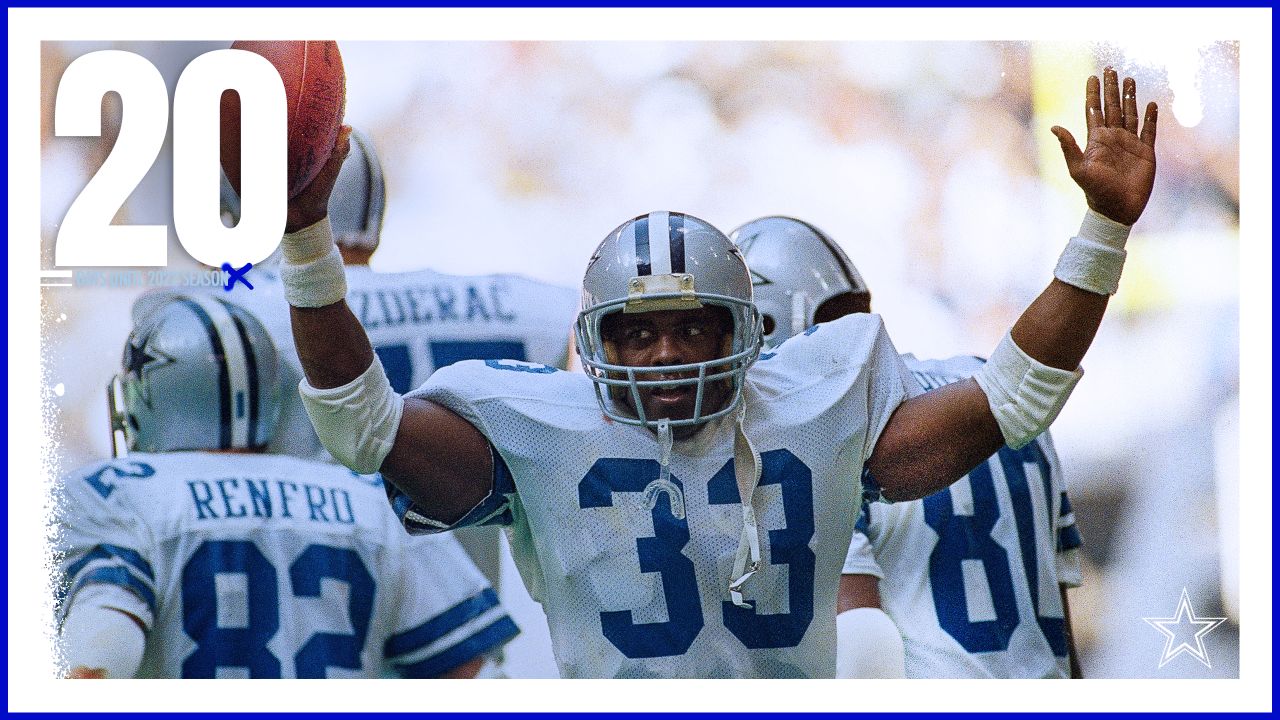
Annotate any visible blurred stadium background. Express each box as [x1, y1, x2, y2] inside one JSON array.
[[40, 39, 1241, 679]]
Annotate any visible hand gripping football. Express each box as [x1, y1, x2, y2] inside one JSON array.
[[221, 40, 346, 199]]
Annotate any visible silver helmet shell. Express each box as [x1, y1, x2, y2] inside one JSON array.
[[575, 210, 763, 428], [730, 216, 869, 347], [328, 127, 386, 254], [109, 294, 281, 456]]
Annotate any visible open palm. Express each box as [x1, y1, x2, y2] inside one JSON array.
[[1051, 69, 1158, 226]]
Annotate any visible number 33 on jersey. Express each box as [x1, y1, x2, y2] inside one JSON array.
[[391, 314, 915, 678]]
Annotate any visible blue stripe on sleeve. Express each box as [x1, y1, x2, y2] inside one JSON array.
[[854, 501, 871, 534], [65, 544, 155, 583], [1058, 524, 1083, 551], [67, 566, 157, 615], [1059, 491, 1074, 517], [394, 616, 520, 678], [459, 448, 515, 528], [387, 485, 414, 522], [384, 588, 502, 660]]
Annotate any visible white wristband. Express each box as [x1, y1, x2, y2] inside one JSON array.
[[281, 219, 348, 307], [973, 332, 1084, 450], [1053, 209, 1132, 296], [282, 217, 337, 264]]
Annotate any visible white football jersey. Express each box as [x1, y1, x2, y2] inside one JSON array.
[[55, 452, 518, 678], [843, 354, 1083, 678], [392, 314, 914, 678], [133, 266, 579, 461]]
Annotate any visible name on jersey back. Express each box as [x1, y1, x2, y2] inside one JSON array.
[[351, 281, 518, 330], [187, 477, 359, 525]]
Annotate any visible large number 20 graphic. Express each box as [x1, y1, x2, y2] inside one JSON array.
[[180, 540, 374, 678], [577, 449, 814, 658], [923, 442, 1067, 656], [55, 49, 286, 268]]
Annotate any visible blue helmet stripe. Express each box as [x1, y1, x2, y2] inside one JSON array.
[[220, 299, 261, 448], [177, 298, 232, 449], [634, 214, 652, 276], [669, 212, 686, 273]]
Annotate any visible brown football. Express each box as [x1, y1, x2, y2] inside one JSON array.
[[221, 40, 346, 199]]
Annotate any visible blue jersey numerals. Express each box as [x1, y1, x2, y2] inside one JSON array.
[[374, 340, 528, 393], [710, 449, 815, 649], [577, 450, 816, 658], [579, 460, 702, 658], [180, 540, 376, 678], [923, 442, 1066, 656], [83, 461, 155, 500]]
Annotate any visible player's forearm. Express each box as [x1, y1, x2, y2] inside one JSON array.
[[1010, 279, 1108, 372], [966, 210, 1132, 452], [280, 215, 378, 388], [1010, 207, 1129, 371], [290, 301, 376, 389], [280, 218, 403, 475], [866, 379, 1003, 501]]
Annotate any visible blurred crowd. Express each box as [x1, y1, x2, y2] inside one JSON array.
[[39, 39, 1241, 678]]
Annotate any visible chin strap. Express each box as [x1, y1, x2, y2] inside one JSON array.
[[728, 401, 763, 608], [644, 419, 686, 520]]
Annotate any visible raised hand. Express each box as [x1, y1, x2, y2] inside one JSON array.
[[1051, 68, 1158, 226], [286, 124, 352, 233]]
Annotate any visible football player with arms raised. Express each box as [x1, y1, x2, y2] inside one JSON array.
[[56, 297, 517, 678], [275, 69, 1154, 678]]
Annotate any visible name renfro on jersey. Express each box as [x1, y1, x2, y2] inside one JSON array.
[[59, 454, 520, 679], [350, 280, 519, 330], [186, 476, 372, 525]]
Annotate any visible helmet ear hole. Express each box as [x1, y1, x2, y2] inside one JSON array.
[[761, 314, 777, 336]]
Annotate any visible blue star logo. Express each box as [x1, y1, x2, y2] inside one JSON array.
[[124, 332, 174, 408], [1142, 587, 1228, 669]]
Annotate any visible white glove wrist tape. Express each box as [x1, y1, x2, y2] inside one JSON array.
[[300, 357, 404, 474], [836, 608, 906, 679], [281, 219, 348, 308], [1053, 208, 1132, 295], [973, 331, 1084, 450]]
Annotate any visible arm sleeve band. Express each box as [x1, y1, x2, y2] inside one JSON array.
[[60, 584, 147, 679], [973, 332, 1084, 450], [836, 607, 906, 679], [299, 356, 405, 474]]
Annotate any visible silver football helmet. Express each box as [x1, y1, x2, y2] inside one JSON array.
[[731, 216, 870, 347], [575, 210, 763, 428], [109, 294, 281, 456], [328, 127, 386, 253]]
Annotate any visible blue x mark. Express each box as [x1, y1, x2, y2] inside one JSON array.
[[222, 262, 254, 291]]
